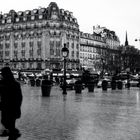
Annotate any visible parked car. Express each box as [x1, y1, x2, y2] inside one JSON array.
[[97, 78, 111, 88], [129, 78, 139, 87], [60, 78, 75, 90], [60, 78, 85, 90], [66, 78, 76, 89], [12, 71, 19, 79]]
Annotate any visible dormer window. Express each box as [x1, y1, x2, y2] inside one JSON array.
[[61, 9, 64, 14], [33, 9, 38, 14], [41, 8, 45, 13], [66, 11, 69, 15], [74, 18, 77, 23], [25, 10, 30, 15], [31, 16, 35, 20], [4, 14, 8, 18], [18, 11, 23, 16], [52, 7, 56, 10]]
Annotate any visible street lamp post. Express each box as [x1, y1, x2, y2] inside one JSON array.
[[61, 43, 69, 95], [101, 57, 105, 76]]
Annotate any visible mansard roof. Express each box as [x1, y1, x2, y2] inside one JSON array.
[[93, 26, 120, 42], [0, 2, 78, 25]]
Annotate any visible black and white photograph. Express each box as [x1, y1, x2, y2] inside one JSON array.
[[0, 0, 140, 139]]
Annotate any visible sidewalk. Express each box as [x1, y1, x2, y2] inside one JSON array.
[[1, 85, 140, 140]]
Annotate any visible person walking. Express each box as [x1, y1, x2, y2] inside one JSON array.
[[0, 67, 23, 139]]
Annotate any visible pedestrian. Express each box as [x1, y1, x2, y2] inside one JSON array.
[[0, 67, 23, 139]]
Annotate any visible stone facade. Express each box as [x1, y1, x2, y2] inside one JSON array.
[[80, 32, 106, 72], [0, 2, 79, 70]]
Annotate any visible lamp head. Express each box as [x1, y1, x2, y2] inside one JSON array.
[[62, 43, 69, 58]]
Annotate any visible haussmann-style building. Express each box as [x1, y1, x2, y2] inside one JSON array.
[[0, 2, 80, 70]]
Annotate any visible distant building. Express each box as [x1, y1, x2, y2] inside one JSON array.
[[79, 25, 120, 72], [80, 32, 106, 72], [93, 25, 120, 50]]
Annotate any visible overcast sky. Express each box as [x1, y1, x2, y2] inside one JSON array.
[[1, 0, 140, 49]]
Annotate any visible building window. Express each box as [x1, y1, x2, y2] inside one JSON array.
[[76, 51, 79, 58], [50, 41, 54, 48], [5, 43, 10, 49], [37, 49, 41, 56], [21, 42, 25, 48], [76, 44, 79, 49], [71, 51, 74, 57], [36, 31, 42, 37], [2, 20, 5, 24], [56, 48, 60, 56], [37, 41, 41, 47], [31, 16, 35, 20], [0, 35, 4, 40], [14, 50, 18, 58], [30, 23, 35, 28], [21, 50, 25, 58], [5, 51, 10, 57], [21, 63, 25, 69], [29, 31, 34, 38], [23, 17, 27, 21], [0, 44, 3, 50], [16, 18, 19, 22], [38, 22, 42, 28], [39, 15, 43, 19], [37, 63, 41, 69], [29, 41, 34, 47], [67, 42, 69, 48], [14, 42, 18, 49], [29, 63, 33, 69], [14, 33, 18, 40], [56, 41, 60, 47], [50, 49, 54, 55], [5, 34, 10, 40], [0, 51, 3, 58], [71, 43, 74, 49], [29, 50, 33, 58]]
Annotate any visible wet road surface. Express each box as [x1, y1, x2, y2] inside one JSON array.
[[1, 85, 140, 140]]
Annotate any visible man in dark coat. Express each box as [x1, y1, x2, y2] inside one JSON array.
[[0, 67, 23, 138]]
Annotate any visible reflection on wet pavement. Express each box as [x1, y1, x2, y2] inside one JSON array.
[[11, 85, 140, 140]]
